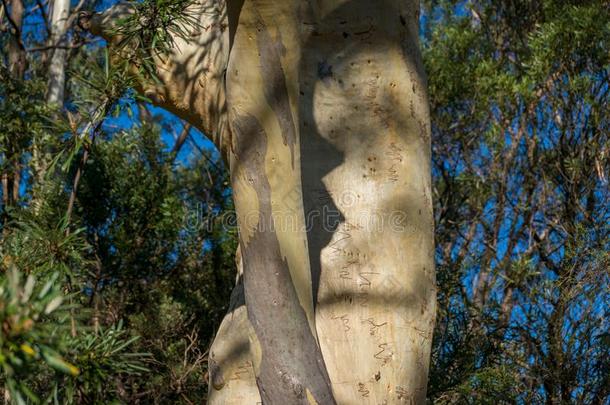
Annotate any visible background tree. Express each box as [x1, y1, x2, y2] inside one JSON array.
[[424, 0, 609, 403]]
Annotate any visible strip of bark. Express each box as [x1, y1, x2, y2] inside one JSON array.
[[233, 113, 335, 405]]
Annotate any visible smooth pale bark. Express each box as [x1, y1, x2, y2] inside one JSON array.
[[207, 251, 261, 404], [47, 0, 70, 105], [86, 1, 435, 403], [300, 2, 435, 403]]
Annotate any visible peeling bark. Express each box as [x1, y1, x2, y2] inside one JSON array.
[[225, 2, 335, 402], [231, 112, 334, 404]]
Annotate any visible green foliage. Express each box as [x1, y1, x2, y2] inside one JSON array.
[[0, 0, 235, 401], [425, 0, 609, 403], [0, 70, 51, 161], [3, 217, 89, 278], [113, 0, 201, 81], [58, 322, 148, 403], [0, 268, 75, 404], [436, 365, 524, 404], [0, 252, 148, 404]]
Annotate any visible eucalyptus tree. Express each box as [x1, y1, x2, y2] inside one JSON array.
[[82, 0, 435, 403]]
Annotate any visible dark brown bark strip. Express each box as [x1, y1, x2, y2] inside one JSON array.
[[232, 113, 335, 405], [2, 0, 26, 78]]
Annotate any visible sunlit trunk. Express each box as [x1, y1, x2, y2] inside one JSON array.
[[300, 2, 435, 403], [47, 0, 70, 105]]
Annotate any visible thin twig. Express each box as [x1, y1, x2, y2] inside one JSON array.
[[65, 98, 114, 228], [27, 41, 89, 52]]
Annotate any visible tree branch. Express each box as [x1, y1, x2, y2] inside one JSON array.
[[1, 0, 24, 51], [171, 121, 191, 159]]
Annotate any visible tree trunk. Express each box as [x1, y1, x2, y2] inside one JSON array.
[[85, 1, 435, 403], [47, 0, 70, 105], [31, 0, 71, 210], [2, 0, 25, 218], [298, 2, 435, 403], [6, 0, 25, 79]]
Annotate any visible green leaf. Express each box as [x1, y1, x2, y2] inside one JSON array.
[[42, 349, 80, 376], [44, 296, 63, 314]]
